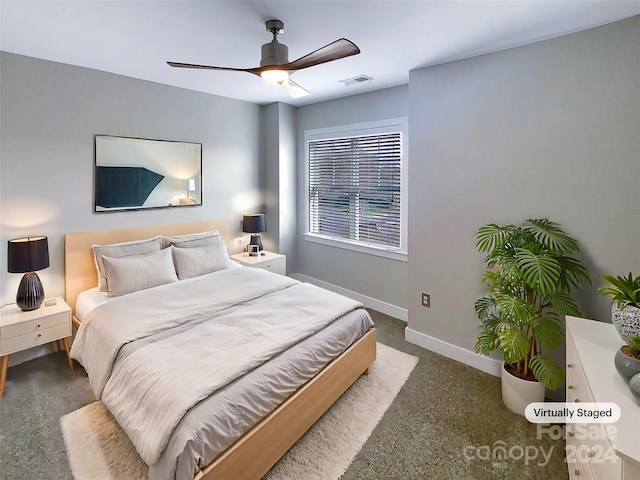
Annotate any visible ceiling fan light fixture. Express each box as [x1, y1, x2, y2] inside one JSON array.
[[261, 69, 290, 85]]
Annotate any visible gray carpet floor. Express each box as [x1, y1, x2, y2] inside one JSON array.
[[0, 310, 568, 480]]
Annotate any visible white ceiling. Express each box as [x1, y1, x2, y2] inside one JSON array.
[[2, 1, 639, 106]]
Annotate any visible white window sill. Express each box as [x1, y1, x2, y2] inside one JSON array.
[[303, 233, 407, 261]]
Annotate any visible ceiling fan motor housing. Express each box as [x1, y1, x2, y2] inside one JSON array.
[[261, 40, 288, 67], [261, 19, 288, 67]]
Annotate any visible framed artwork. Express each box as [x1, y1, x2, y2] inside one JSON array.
[[94, 135, 202, 212]]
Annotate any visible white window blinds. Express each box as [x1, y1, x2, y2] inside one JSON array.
[[308, 132, 402, 249]]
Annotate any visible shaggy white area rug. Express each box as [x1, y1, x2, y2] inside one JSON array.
[[61, 342, 418, 480]]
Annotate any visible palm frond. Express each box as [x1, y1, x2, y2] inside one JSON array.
[[494, 294, 536, 324], [475, 329, 500, 355], [498, 329, 530, 363], [475, 224, 509, 253], [532, 316, 563, 350], [547, 292, 582, 317], [474, 296, 496, 321], [530, 355, 565, 390], [523, 219, 580, 254], [515, 249, 561, 294], [556, 256, 591, 291]]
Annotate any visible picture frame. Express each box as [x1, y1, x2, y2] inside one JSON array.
[[94, 135, 202, 212]]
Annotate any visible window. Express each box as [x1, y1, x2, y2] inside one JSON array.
[[305, 118, 407, 260]]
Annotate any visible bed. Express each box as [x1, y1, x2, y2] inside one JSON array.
[[64, 220, 376, 480]]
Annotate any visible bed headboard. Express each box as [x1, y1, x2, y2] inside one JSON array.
[[64, 220, 231, 315]]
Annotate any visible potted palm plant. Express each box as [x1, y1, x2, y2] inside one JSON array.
[[597, 272, 640, 343], [598, 273, 640, 386], [474, 219, 590, 415]]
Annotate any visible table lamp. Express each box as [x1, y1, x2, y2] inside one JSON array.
[[242, 214, 266, 251], [7, 236, 50, 311], [186, 178, 196, 199]]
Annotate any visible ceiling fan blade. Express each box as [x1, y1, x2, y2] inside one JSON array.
[[284, 38, 360, 71], [167, 61, 256, 73], [282, 78, 310, 99]]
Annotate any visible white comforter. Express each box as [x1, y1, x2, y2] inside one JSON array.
[[71, 267, 362, 466]]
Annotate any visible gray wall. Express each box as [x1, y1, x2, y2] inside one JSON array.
[[2, 16, 638, 372], [261, 102, 297, 263], [0, 52, 263, 323], [294, 86, 409, 312], [407, 16, 640, 359]]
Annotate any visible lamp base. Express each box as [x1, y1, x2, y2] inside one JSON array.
[[249, 234, 263, 251], [16, 272, 45, 311]]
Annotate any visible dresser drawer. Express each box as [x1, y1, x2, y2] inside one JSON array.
[[567, 424, 595, 480], [1, 310, 70, 339], [566, 335, 593, 403], [1, 323, 71, 355], [567, 424, 621, 480], [586, 425, 621, 480]]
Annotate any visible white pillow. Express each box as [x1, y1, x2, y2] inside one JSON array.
[[102, 248, 178, 297], [171, 241, 231, 280], [162, 230, 220, 248], [93, 236, 163, 292]]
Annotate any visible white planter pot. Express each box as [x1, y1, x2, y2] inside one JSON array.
[[501, 363, 545, 416], [611, 303, 640, 343]]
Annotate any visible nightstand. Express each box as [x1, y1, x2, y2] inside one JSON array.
[[230, 251, 286, 275], [0, 296, 74, 399]]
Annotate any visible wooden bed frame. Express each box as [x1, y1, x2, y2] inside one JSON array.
[[64, 220, 376, 480]]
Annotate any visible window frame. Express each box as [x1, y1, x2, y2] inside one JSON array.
[[304, 118, 408, 261]]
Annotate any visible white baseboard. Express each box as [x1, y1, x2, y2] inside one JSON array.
[[404, 326, 503, 377], [289, 273, 408, 322], [289, 274, 503, 379]]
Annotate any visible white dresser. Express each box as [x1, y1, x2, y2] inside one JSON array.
[[565, 316, 640, 480]]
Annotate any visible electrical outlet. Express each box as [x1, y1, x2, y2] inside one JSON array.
[[235, 237, 244, 246], [421, 292, 431, 308]]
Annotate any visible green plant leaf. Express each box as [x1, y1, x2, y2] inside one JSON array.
[[530, 354, 565, 390], [523, 219, 580, 254], [498, 329, 530, 363], [547, 292, 582, 317], [475, 224, 509, 253], [475, 296, 496, 321], [556, 256, 592, 291], [475, 329, 500, 355], [532, 317, 563, 350], [494, 294, 536, 324], [515, 249, 561, 294], [628, 335, 640, 356], [598, 273, 640, 308]]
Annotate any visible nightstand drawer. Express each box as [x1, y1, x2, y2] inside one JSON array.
[[1, 323, 71, 355], [255, 257, 286, 275], [230, 251, 287, 275], [1, 311, 69, 339]]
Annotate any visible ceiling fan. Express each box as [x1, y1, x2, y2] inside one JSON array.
[[167, 19, 360, 99]]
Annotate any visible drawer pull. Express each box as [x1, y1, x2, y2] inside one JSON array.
[[575, 399, 580, 403], [37, 333, 42, 338], [568, 363, 574, 368], [575, 469, 580, 476], [568, 431, 575, 437], [568, 385, 575, 389], [37, 324, 41, 328]]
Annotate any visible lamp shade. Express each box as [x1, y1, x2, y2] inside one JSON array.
[[186, 178, 196, 191], [242, 214, 266, 234], [8, 236, 49, 311], [8, 236, 49, 273]]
